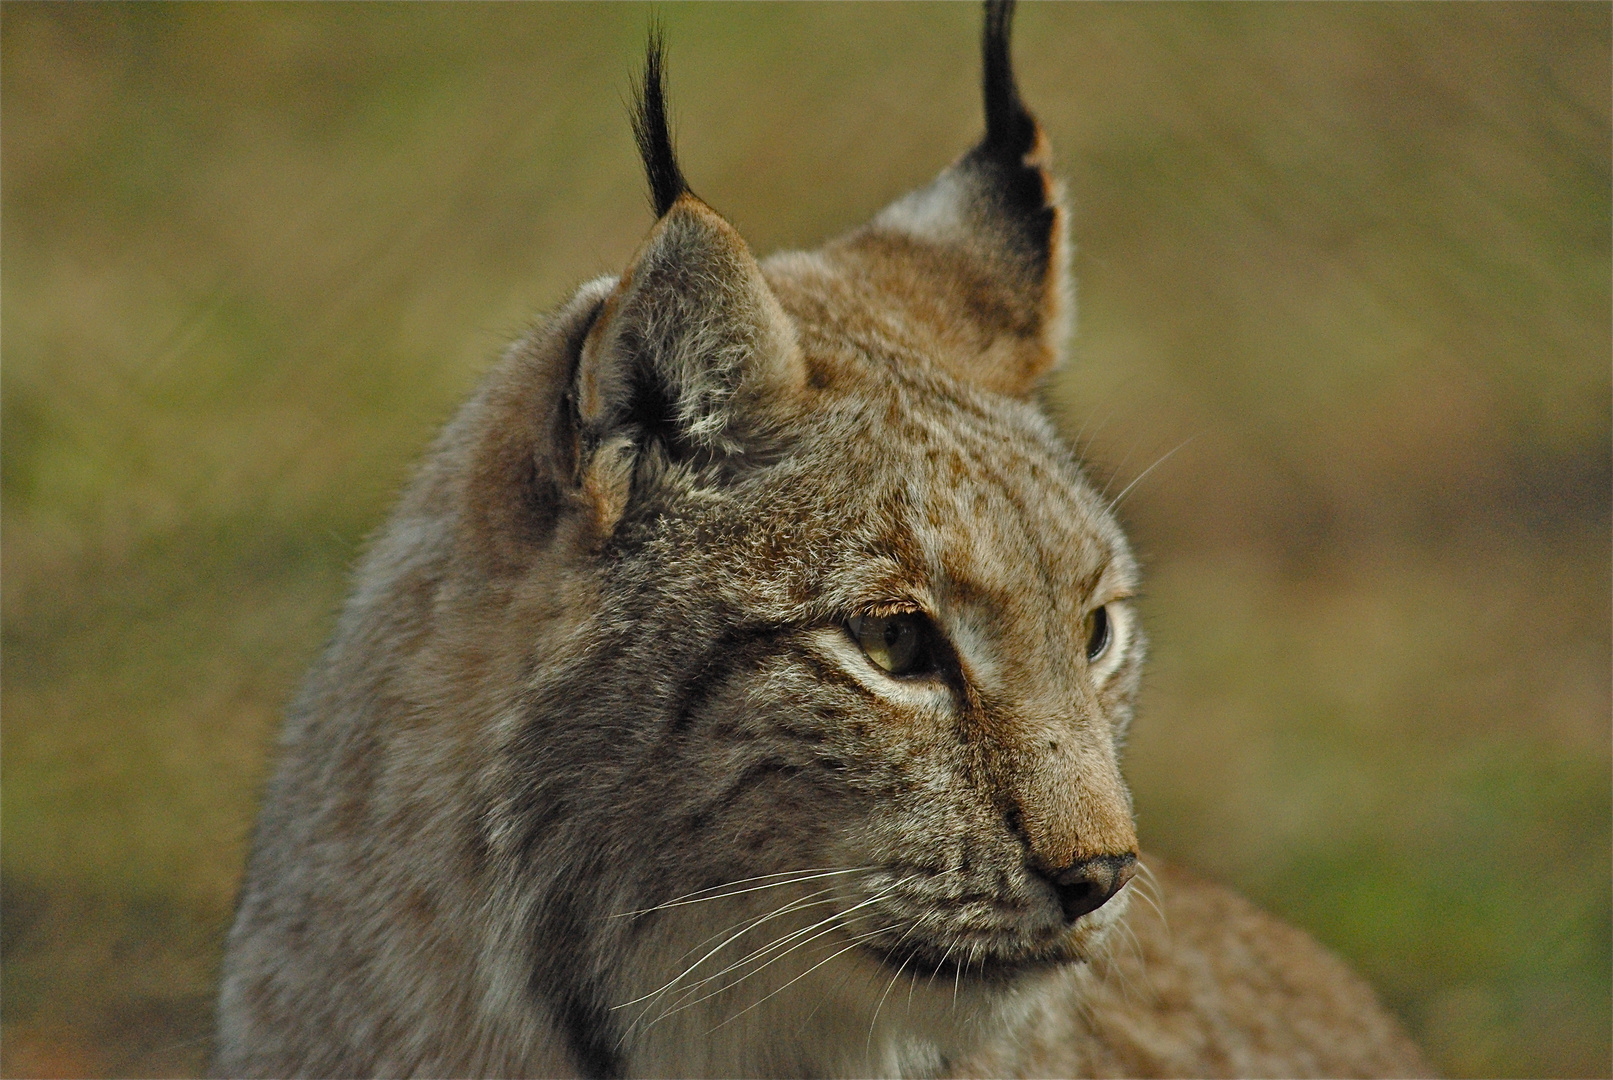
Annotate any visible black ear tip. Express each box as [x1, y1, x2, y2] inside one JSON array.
[[980, 0, 1039, 160], [985, 0, 1013, 44], [631, 25, 692, 218]]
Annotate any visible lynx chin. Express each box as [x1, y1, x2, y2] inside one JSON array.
[[215, 4, 1431, 1077]]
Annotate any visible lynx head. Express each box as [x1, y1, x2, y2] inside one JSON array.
[[356, 2, 1141, 1074]]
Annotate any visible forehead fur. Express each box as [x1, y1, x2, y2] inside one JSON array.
[[616, 257, 1134, 629]]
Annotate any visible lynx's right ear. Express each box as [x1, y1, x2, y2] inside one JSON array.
[[568, 37, 803, 533], [831, 0, 1069, 398]]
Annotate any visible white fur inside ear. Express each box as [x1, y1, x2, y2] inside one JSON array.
[[872, 168, 970, 246]]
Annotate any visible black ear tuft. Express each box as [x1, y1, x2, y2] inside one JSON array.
[[631, 27, 692, 219], [968, 0, 1055, 260], [981, 0, 1038, 163], [830, 0, 1067, 396]]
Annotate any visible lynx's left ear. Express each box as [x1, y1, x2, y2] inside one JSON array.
[[833, 0, 1069, 397]]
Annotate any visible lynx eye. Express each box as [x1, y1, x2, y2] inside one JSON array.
[[1084, 605, 1111, 663], [847, 612, 930, 677]]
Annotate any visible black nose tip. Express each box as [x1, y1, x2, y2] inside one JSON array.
[[1042, 853, 1137, 924]]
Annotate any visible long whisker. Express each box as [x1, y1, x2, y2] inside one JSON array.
[[617, 890, 839, 1020], [865, 929, 918, 1055], [615, 888, 841, 1013], [655, 890, 888, 1012], [1110, 918, 1146, 1006], [669, 888, 840, 972], [810, 885, 928, 1040], [952, 942, 965, 1009], [1098, 437, 1139, 501], [1094, 928, 1123, 1002], [614, 877, 857, 1043], [926, 938, 957, 996], [653, 920, 868, 1030], [707, 925, 900, 1034], [1108, 436, 1196, 510], [616, 892, 843, 1053], [795, 919, 901, 1039], [655, 919, 900, 1038], [1131, 860, 1169, 933], [906, 939, 924, 1009], [645, 887, 903, 1026], [629, 883, 909, 1044], [1074, 404, 1116, 462], [611, 866, 877, 919]]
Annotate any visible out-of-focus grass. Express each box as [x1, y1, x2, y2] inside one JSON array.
[[1129, 537, 1610, 1078], [2, 4, 1607, 1077]]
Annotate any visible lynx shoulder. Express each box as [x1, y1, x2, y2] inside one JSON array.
[[215, 5, 1431, 1077]]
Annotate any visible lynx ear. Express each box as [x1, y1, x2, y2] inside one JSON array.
[[575, 198, 800, 459], [572, 201, 801, 528], [837, 0, 1068, 397], [569, 43, 801, 530]]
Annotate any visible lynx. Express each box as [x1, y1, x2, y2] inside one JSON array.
[[215, 5, 1431, 1077]]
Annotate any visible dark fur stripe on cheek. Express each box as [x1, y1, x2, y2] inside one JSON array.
[[668, 623, 792, 732]]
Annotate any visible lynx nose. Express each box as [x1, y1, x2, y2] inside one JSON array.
[[1042, 853, 1137, 924]]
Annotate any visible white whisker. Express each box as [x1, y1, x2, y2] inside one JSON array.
[[1108, 436, 1195, 510], [707, 925, 900, 1033], [1074, 404, 1116, 462], [926, 938, 957, 997], [1132, 860, 1169, 934], [634, 885, 904, 1037], [655, 888, 893, 1013], [864, 920, 923, 1053], [611, 865, 877, 919], [669, 888, 839, 971], [665, 921, 897, 1034], [952, 944, 964, 1009], [615, 890, 851, 1048], [865, 940, 915, 1054], [1098, 437, 1138, 500]]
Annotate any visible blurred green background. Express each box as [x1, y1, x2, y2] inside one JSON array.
[[2, 3, 1607, 1076]]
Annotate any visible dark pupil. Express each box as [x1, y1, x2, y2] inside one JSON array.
[[849, 612, 928, 676], [1086, 606, 1110, 661], [885, 617, 919, 671]]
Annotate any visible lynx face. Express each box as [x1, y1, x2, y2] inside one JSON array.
[[579, 350, 1146, 971], [538, 355, 1146, 1073], [218, 4, 1149, 1077]]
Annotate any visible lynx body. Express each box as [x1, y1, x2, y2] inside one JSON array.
[[215, 6, 1430, 1076]]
